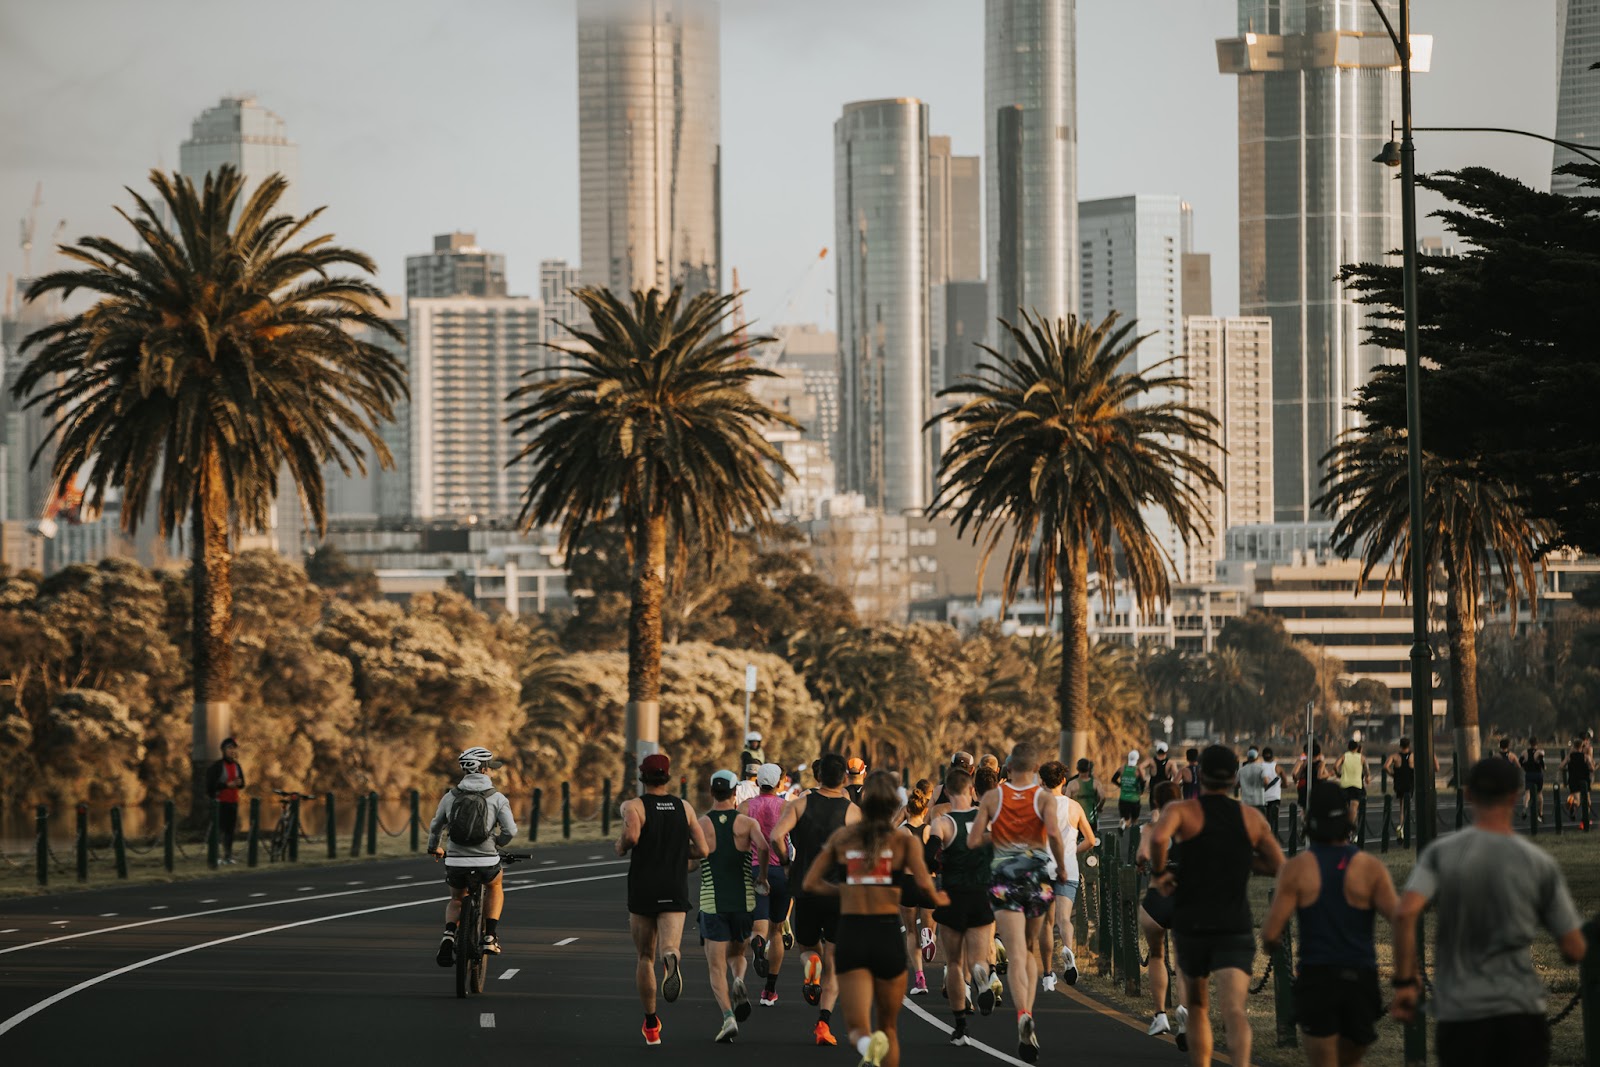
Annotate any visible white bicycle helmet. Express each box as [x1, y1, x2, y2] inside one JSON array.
[[458, 746, 494, 774]]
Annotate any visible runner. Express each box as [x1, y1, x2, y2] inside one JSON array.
[[617, 752, 712, 1046], [740, 763, 790, 1005], [1261, 780, 1399, 1066], [1143, 741, 1175, 794], [971, 762, 1007, 1009], [697, 769, 771, 1043], [771, 752, 860, 1046], [1295, 743, 1327, 814], [934, 752, 976, 806], [1521, 737, 1546, 824], [803, 770, 949, 1067], [734, 760, 762, 806], [1143, 744, 1285, 1067], [1562, 738, 1593, 828], [845, 757, 868, 805], [1179, 747, 1202, 800], [1115, 750, 1144, 829], [427, 746, 518, 965], [1260, 746, 1284, 842], [1239, 746, 1266, 816], [1138, 781, 1186, 1045], [967, 741, 1067, 1064], [1391, 757, 1588, 1067], [896, 780, 939, 996], [741, 730, 766, 776], [1336, 739, 1369, 828], [1383, 739, 1417, 844], [929, 767, 994, 1045], [1038, 759, 1097, 989], [1068, 757, 1100, 826]]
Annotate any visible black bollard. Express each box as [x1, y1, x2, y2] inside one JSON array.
[[367, 792, 378, 856], [247, 798, 261, 867], [110, 806, 129, 879], [35, 805, 48, 887], [410, 789, 421, 852], [1287, 803, 1300, 857], [602, 778, 613, 837], [562, 781, 572, 840], [350, 792, 366, 857], [207, 799, 220, 869], [530, 787, 542, 843], [163, 799, 176, 872], [1356, 794, 1368, 848], [288, 796, 301, 862], [1380, 794, 1393, 853], [326, 793, 337, 859], [76, 803, 89, 881]]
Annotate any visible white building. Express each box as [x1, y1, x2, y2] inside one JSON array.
[[406, 233, 507, 299]]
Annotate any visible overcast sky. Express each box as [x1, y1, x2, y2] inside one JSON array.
[[0, 0, 1562, 329]]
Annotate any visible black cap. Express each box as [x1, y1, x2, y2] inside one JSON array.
[[1198, 744, 1239, 787], [1306, 781, 1353, 842], [221, 737, 238, 751]]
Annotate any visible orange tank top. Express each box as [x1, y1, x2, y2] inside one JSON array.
[[991, 782, 1046, 850]]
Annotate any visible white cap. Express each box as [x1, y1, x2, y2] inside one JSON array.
[[1128, 749, 1140, 765], [757, 762, 783, 788], [745, 730, 762, 745], [1155, 741, 1168, 753]]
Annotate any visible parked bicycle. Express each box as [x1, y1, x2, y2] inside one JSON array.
[[267, 789, 318, 862], [451, 850, 530, 998]]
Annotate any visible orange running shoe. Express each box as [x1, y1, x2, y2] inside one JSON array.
[[642, 1019, 662, 1046], [802, 953, 823, 1006], [813, 1020, 837, 1046]]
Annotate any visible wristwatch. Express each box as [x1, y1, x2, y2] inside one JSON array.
[[1391, 976, 1420, 989]]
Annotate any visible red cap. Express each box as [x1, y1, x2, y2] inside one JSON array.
[[641, 753, 671, 775]]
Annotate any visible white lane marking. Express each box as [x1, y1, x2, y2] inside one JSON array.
[[199, 899, 217, 904], [587, 854, 601, 859], [396, 875, 413, 881], [480, 1013, 496, 1028], [0, 858, 626, 957], [346, 881, 363, 886], [99, 914, 117, 918], [296, 887, 313, 892], [902, 997, 1032, 1067], [541, 860, 556, 865], [148, 906, 167, 912], [0, 871, 626, 1036], [498, 968, 520, 980], [49, 922, 69, 927], [554, 937, 579, 946]]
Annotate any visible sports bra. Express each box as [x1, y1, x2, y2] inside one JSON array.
[[844, 847, 896, 886]]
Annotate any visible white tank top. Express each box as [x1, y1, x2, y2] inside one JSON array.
[[1053, 795, 1082, 883]]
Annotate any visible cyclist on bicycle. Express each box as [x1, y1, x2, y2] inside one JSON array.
[[428, 746, 518, 966]]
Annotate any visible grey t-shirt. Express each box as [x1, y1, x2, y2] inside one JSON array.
[[1404, 827, 1582, 1021]]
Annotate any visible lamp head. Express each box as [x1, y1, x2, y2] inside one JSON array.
[[1374, 140, 1403, 168]]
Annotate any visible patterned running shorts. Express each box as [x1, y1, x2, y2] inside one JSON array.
[[990, 849, 1055, 917]]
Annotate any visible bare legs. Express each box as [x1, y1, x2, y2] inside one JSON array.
[[993, 910, 1041, 1015], [630, 911, 686, 1015], [1185, 968, 1251, 1067], [840, 969, 907, 1067]]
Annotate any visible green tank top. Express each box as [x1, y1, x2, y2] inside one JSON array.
[[939, 809, 992, 891], [1119, 767, 1143, 803], [699, 809, 755, 914]]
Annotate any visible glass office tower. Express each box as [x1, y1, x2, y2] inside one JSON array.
[[1554, 0, 1600, 196]]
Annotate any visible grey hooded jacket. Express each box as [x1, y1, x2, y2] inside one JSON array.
[[427, 772, 517, 866]]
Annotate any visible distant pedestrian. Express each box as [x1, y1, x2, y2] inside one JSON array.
[[1239, 747, 1265, 812], [1391, 757, 1588, 1067], [1115, 751, 1144, 829], [934, 752, 976, 806], [204, 737, 245, 864], [1068, 758, 1100, 825], [1179, 748, 1202, 800], [1520, 738, 1546, 824], [1336, 740, 1370, 828], [845, 757, 868, 805], [1382, 738, 1434, 845], [1262, 780, 1398, 1066], [1259, 747, 1283, 841]]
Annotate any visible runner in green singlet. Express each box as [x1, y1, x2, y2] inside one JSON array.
[[697, 769, 771, 1043]]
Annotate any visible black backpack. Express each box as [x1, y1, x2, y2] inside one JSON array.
[[448, 787, 497, 845]]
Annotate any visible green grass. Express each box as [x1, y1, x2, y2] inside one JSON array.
[[1073, 830, 1597, 1067]]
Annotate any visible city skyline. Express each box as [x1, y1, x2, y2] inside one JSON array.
[[0, 1, 1563, 334]]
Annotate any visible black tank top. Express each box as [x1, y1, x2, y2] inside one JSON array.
[[1173, 795, 1253, 936], [1522, 749, 1545, 777], [628, 793, 689, 905], [1299, 844, 1376, 968], [1392, 752, 1414, 793], [1150, 756, 1170, 793], [792, 793, 851, 896]]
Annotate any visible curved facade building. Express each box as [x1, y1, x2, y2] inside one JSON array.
[[985, 0, 1078, 338], [578, 0, 722, 298], [834, 99, 932, 513]]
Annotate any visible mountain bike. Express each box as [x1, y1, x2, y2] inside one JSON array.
[[453, 851, 531, 998], [267, 789, 318, 862]]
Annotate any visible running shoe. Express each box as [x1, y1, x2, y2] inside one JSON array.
[[782, 919, 794, 949], [802, 952, 823, 1006], [1041, 972, 1056, 993], [759, 989, 779, 1006], [919, 926, 937, 962], [1174, 1005, 1189, 1052], [436, 933, 456, 968], [994, 938, 1008, 975], [731, 976, 752, 1022], [949, 1024, 969, 1048], [909, 971, 929, 996], [992, 974, 1005, 1009], [715, 1016, 738, 1044], [662, 952, 683, 1003], [1062, 947, 1078, 986], [1147, 1012, 1171, 1037], [481, 934, 502, 955], [752, 934, 769, 977], [857, 1029, 889, 1066], [973, 963, 995, 1015], [1018, 1012, 1039, 1063], [813, 1020, 837, 1046], [642, 1020, 662, 1046]]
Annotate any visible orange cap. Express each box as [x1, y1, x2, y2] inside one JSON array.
[[846, 757, 866, 774]]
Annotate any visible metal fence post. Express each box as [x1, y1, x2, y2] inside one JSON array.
[[326, 793, 337, 859], [1455, 786, 1465, 829], [562, 781, 572, 840], [247, 797, 261, 867], [409, 789, 421, 852], [350, 792, 366, 857], [1380, 794, 1393, 853], [1097, 835, 1114, 976], [1581, 916, 1600, 1066], [1406, 791, 1416, 849], [1119, 865, 1140, 996], [206, 799, 220, 869], [1272, 913, 1297, 1047], [367, 792, 378, 856], [1287, 804, 1300, 857], [530, 787, 542, 843], [1555, 785, 1565, 835], [110, 805, 129, 879], [288, 796, 301, 862], [35, 805, 48, 886], [602, 778, 613, 837], [76, 803, 90, 881], [1356, 794, 1368, 849], [163, 799, 175, 872]]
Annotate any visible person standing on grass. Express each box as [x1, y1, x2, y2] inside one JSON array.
[[1391, 757, 1587, 1067], [1259, 747, 1284, 842], [1262, 780, 1398, 1067], [1143, 744, 1285, 1067], [205, 737, 245, 864]]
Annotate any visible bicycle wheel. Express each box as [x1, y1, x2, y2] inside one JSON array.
[[455, 894, 474, 999], [471, 888, 488, 993]]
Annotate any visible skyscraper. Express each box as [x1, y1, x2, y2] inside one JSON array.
[[406, 233, 507, 299], [928, 136, 983, 404], [1554, 0, 1600, 196], [986, 0, 1078, 338], [1218, 1, 1430, 522], [1184, 316, 1274, 582], [540, 258, 586, 347], [577, 0, 722, 298], [835, 98, 932, 514], [179, 95, 304, 557], [1078, 195, 1192, 381]]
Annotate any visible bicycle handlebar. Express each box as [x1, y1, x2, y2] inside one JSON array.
[[499, 852, 532, 864]]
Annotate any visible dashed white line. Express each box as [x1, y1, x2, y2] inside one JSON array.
[[49, 922, 69, 927], [587, 854, 601, 860], [901, 997, 1030, 1066], [199, 899, 217, 904], [541, 860, 557, 865], [148, 906, 167, 912], [99, 913, 117, 918], [396, 875, 413, 881], [554, 937, 579, 946], [498, 968, 520, 980], [0, 929, 17, 935], [249, 893, 266, 898], [297, 887, 313, 892], [479, 1013, 495, 1029], [346, 880, 363, 886]]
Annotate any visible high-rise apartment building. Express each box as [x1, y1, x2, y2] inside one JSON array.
[[1218, 1, 1430, 522], [835, 99, 932, 514], [326, 296, 405, 525], [775, 325, 841, 456], [1555, 0, 1600, 195], [406, 233, 507, 299], [407, 298, 544, 524], [1078, 195, 1192, 381], [986, 0, 1078, 340], [1184, 316, 1275, 582], [540, 259, 586, 347], [1182, 253, 1213, 317], [577, 0, 722, 298]]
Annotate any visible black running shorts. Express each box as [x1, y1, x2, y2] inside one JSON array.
[[832, 914, 907, 981], [754, 865, 790, 925], [1174, 931, 1256, 978], [445, 863, 501, 889], [1140, 887, 1175, 931], [1293, 965, 1382, 1045], [932, 886, 994, 932], [792, 893, 841, 946], [1118, 800, 1141, 822], [1436, 1013, 1551, 1067]]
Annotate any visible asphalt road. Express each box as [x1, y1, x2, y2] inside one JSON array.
[[0, 842, 1196, 1067]]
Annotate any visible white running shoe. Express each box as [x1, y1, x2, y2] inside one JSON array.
[[857, 1029, 889, 1066], [1062, 947, 1078, 986], [1148, 1012, 1171, 1037], [1175, 1005, 1189, 1051], [972, 963, 995, 1015], [1041, 972, 1057, 993], [731, 976, 751, 1022], [1017, 1012, 1039, 1063], [715, 1015, 738, 1044]]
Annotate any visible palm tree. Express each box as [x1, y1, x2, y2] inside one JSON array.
[[1194, 647, 1261, 740], [1316, 426, 1553, 764], [928, 311, 1221, 763], [1140, 645, 1192, 738], [507, 286, 795, 793], [12, 167, 404, 811]]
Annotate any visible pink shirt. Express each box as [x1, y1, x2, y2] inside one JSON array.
[[745, 793, 786, 868]]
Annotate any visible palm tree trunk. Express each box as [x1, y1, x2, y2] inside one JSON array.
[[623, 510, 667, 798], [190, 446, 234, 818], [1444, 555, 1482, 766], [1058, 528, 1091, 765]]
